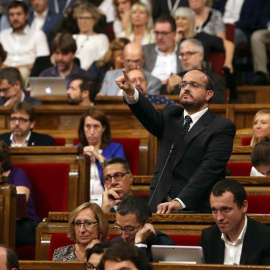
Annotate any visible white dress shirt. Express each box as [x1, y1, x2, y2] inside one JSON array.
[[0, 25, 49, 67], [222, 215, 247, 265], [30, 9, 48, 32], [151, 44, 178, 81], [223, 0, 245, 24]]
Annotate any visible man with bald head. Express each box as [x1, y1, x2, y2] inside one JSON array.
[[99, 42, 161, 96], [116, 68, 235, 213], [0, 245, 19, 270]]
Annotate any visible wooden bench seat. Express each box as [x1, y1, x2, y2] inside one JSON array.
[[0, 104, 269, 130]]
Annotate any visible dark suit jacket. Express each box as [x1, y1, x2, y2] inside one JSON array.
[[0, 93, 42, 106], [28, 9, 61, 45], [0, 131, 56, 146], [110, 230, 174, 261], [127, 92, 236, 212], [213, 0, 264, 36], [200, 217, 270, 265], [142, 43, 183, 75]]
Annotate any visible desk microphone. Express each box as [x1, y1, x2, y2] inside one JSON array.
[[149, 143, 175, 206]]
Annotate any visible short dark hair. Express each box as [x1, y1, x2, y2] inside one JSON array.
[[0, 43, 7, 63], [98, 242, 152, 270], [86, 242, 111, 261], [70, 75, 98, 103], [154, 15, 176, 32], [0, 244, 19, 270], [251, 137, 270, 167], [103, 157, 130, 173], [117, 195, 152, 225], [0, 67, 23, 89], [11, 101, 35, 122], [211, 179, 247, 208], [0, 140, 13, 172], [8, 0, 28, 14], [51, 32, 77, 54], [78, 108, 111, 148]]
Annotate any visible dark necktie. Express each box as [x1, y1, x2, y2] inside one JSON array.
[[182, 115, 192, 138]]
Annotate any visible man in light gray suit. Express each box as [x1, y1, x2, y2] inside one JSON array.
[[99, 43, 161, 96], [142, 15, 183, 85]]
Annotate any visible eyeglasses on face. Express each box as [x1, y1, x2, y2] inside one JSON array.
[[130, 78, 146, 84], [154, 31, 172, 36], [179, 51, 198, 59], [72, 221, 98, 229], [103, 171, 130, 185], [113, 223, 140, 235], [179, 81, 208, 90], [84, 262, 98, 270], [10, 117, 31, 124]]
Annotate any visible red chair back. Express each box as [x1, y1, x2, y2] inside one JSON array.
[[54, 137, 66, 146], [225, 23, 235, 42], [209, 51, 225, 77], [13, 163, 69, 220], [241, 137, 252, 146], [170, 234, 201, 246], [48, 233, 75, 260], [247, 195, 270, 214], [226, 162, 252, 176]]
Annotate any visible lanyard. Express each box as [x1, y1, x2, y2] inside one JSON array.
[[167, 0, 181, 16], [54, 0, 72, 14]]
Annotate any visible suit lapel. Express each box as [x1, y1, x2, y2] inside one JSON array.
[[172, 110, 213, 169], [240, 218, 253, 264]]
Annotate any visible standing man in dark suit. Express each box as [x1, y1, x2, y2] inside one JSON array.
[[0, 101, 55, 146], [200, 179, 270, 265], [115, 69, 236, 213], [111, 195, 174, 261]]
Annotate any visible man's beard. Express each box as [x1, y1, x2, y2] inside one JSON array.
[[179, 92, 204, 112], [56, 61, 71, 72], [67, 95, 81, 105]]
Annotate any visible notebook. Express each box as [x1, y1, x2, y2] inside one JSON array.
[[151, 245, 205, 264], [28, 77, 67, 96]]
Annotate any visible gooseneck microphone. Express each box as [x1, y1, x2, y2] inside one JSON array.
[[149, 143, 175, 206]]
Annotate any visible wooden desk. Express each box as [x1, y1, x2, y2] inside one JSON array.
[[35, 212, 270, 260], [19, 261, 270, 270], [0, 182, 16, 250]]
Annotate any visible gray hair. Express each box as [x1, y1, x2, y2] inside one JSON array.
[[180, 38, 204, 54]]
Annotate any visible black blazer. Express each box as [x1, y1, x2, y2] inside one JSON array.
[[128, 92, 236, 212], [200, 217, 270, 265], [0, 131, 56, 146]]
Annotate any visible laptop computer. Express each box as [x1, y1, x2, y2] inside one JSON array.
[[151, 245, 205, 264], [28, 77, 67, 96]]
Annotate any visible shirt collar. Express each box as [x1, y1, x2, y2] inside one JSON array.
[[10, 131, 32, 147], [12, 24, 30, 35], [34, 9, 48, 19], [183, 107, 208, 123], [155, 42, 178, 56], [221, 215, 248, 244]]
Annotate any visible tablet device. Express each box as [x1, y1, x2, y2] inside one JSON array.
[[151, 245, 205, 264], [28, 77, 67, 96]]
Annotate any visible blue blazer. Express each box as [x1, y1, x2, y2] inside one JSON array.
[[97, 142, 126, 187], [28, 9, 61, 44], [213, 0, 264, 34]]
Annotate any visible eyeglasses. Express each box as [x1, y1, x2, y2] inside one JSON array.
[[72, 221, 98, 229], [78, 16, 93, 20], [154, 31, 172, 36], [10, 117, 31, 123], [130, 78, 146, 84], [113, 223, 140, 235], [179, 81, 208, 90], [179, 51, 199, 59], [103, 172, 130, 185], [124, 59, 141, 64], [0, 85, 13, 93], [84, 262, 98, 270]]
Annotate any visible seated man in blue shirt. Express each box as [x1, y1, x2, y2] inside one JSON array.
[[39, 32, 91, 88]]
